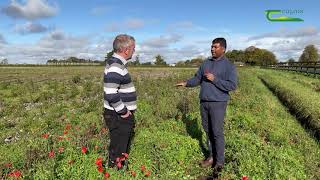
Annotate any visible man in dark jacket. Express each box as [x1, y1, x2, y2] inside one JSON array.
[[176, 38, 237, 175], [103, 34, 137, 168]]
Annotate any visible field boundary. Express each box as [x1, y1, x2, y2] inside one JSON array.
[[262, 62, 320, 75]]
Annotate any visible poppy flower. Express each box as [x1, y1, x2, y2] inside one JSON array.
[[116, 162, 122, 169], [140, 165, 146, 172], [131, 171, 136, 177], [63, 131, 68, 135], [42, 133, 49, 139], [122, 153, 128, 159], [242, 176, 248, 180], [95, 157, 103, 167], [7, 170, 22, 177], [57, 136, 64, 141], [145, 170, 151, 177], [58, 147, 64, 153], [48, 150, 55, 158], [104, 172, 110, 178], [81, 146, 87, 154], [97, 166, 103, 173], [65, 124, 71, 130]]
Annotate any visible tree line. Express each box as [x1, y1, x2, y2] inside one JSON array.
[[3, 44, 318, 66], [46, 57, 103, 65]]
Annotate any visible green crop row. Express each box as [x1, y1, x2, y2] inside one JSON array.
[[259, 69, 320, 138]]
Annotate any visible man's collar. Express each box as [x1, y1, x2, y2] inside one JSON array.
[[112, 53, 127, 65], [211, 55, 225, 61]]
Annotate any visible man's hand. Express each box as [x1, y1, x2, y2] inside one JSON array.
[[204, 72, 215, 82], [121, 110, 132, 118], [176, 81, 187, 87]]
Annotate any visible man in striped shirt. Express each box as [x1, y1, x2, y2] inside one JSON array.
[[103, 34, 137, 168]]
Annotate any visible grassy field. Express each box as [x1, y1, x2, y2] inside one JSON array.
[[0, 66, 319, 179]]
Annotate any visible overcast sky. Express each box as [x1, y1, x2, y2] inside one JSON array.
[[0, 0, 319, 64]]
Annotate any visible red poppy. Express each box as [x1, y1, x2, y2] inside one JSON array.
[[58, 147, 64, 153], [131, 171, 136, 177], [119, 156, 126, 162], [63, 131, 68, 135], [42, 133, 49, 139], [7, 170, 22, 177], [81, 146, 87, 154], [104, 172, 110, 178], [95, 157, 103, 167], [65, 124, 71, 130], [66, 137, 71, 141], [116, 162, 122, 169], [97, 166, 103, 173], [57, 136, 64, 141], [122, 153, 129, 159], [145, 170, 151, 177], [140, 165, 146, 172], [48, 150, 55, 158], [242, 176, 248, 180]]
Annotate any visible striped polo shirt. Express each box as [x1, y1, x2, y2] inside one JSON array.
[[103, 53, 137, 115]]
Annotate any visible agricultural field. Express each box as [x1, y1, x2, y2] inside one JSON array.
[[0, 66, 319, 179]]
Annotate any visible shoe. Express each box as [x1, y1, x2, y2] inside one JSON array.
[[212, 164, 224, 176], [199, 157, 214, 168]]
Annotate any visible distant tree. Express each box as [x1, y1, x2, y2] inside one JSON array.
[[226, 50, 246, 63], [190, 56, 204, 66], [105, 50, 114, 60], [154, 54, 166, 65], [0, 58, 8, 64], [175, 61, 186, 66], [299, 45, 319, 62], [287, 58, 295, 65], [243, 46, 277, 65], [141, 62, 152, 65], [129, 54, 140, 66], [260, 49, 277, 65]]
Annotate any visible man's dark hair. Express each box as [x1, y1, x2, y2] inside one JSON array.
[[212, 38, 227, 50]]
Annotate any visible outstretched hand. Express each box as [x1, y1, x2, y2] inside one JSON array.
[[175, 81, 187, 87]]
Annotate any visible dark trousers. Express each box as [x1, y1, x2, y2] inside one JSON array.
[[200, 101, 227, 165], [103, 109, 135, 164]]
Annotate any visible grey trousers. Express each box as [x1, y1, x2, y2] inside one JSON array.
[[200, 101, 227, 165]]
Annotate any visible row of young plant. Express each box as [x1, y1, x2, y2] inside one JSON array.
[[221, 67, 320, 179], [258, 69, 320, 139]]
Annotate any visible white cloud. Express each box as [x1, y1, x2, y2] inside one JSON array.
[[90, 6, 111, 15], [125, 18, 144, 29], [2, 0, 58, 20], [0, 34, 8, 44], [246, 27, 320, 61], [167, 21, 207, 32], [142, 33, 183, 48], [105, 18, 145, 32], [14, 22, 48, 35], [249, 27, 319, 40]]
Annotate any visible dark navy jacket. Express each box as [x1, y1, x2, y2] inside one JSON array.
[[186, 56, 237, 102]]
